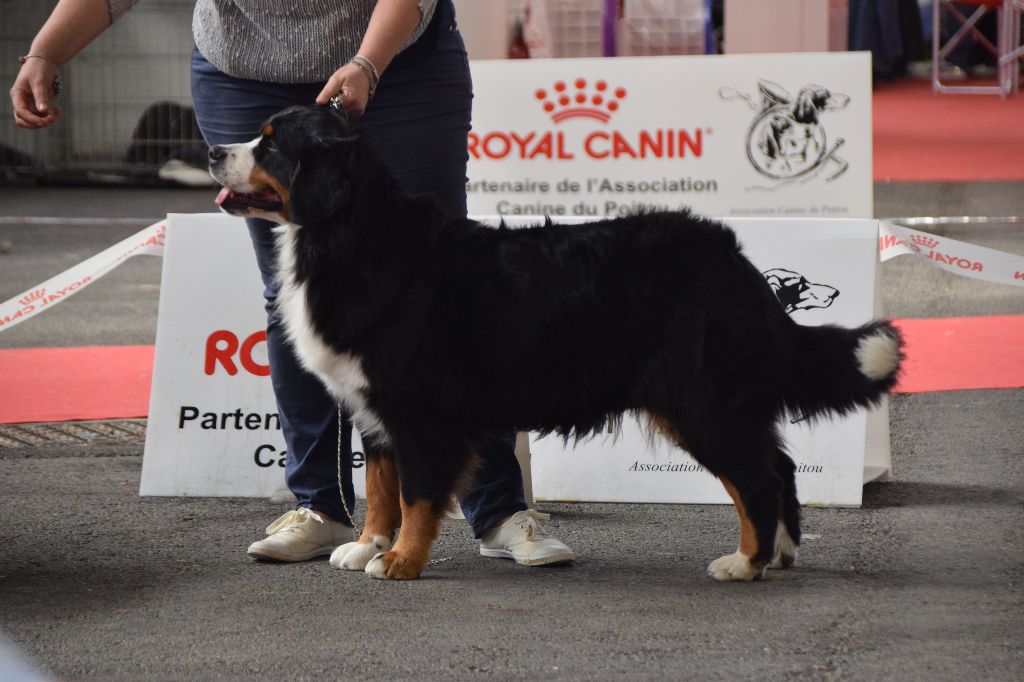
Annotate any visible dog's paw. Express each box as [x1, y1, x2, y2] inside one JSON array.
[[708, 552, 766, 582], [365, 550, 426, 580], [330, 536, 392, 571], [769, 526, 798, 570]]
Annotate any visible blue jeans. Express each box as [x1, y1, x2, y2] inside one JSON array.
[[190, 0, 526, 537]]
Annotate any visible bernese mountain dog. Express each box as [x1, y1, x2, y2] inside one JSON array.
[[209, 105, 903, 582]]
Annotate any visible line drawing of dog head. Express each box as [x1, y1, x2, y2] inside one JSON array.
[[762, 268, 839, 313], [758, 80, 850, 126]]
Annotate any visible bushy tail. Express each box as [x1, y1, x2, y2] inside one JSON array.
[[783, 320, 904, 422]]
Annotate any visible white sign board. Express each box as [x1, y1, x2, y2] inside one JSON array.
[[467, 53, 872, 219], [514, 217, 886, 507], [140, 214, 368, 498], [142, 214, 888, 507]]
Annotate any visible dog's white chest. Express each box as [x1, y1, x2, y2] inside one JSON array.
[[273, 229, 386, 438]]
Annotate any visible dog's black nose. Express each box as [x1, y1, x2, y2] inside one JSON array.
[[209, 145, 228, 163]]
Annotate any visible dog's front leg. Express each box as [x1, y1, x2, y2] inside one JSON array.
[[365, 495, 444, 580], [330, 450, 401, 571], [362, 429, 474, 580]]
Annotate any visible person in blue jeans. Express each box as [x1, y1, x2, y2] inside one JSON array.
[[13, 0, 573, 568]]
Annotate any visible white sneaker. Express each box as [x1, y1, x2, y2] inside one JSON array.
[[247, 508, 355, 562], [480, 510, 575, 566]]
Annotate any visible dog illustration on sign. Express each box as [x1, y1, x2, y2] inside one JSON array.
[[763, 268, 839, 313], [720, 80, 850, 187]]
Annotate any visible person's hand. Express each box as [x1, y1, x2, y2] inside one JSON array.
[[316, 62, 372, 118], [10, 56, 62, 128]]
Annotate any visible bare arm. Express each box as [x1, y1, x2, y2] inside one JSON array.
[[10, 0, 112, 128], [315, 0, 426, 117]]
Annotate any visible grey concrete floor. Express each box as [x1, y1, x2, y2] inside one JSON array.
[[0, 182, 1022, 681]]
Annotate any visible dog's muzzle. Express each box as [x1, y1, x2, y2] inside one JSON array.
[[208, 144, 284, 215]]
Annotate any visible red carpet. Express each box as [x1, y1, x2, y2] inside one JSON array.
[[0, 318, 1021, 424], [873, 79, 1024, 182], [0, 346, 154, 425], [891, 316, 1024, 393]]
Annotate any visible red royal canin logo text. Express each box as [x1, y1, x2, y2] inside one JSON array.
[[468, 78, 709, 161], [205, 330, 270, 377], [879, 234, 984, 272]]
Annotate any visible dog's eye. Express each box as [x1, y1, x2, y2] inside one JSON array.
[[266, 139, 279, 152]]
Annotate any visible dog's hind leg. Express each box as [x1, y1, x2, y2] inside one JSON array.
[[708, 474, 778, 581], [647, 413, 783, 581], [330, 447, 402, 571], [698, 428, 785, 582], [769, 449, 801, 570]]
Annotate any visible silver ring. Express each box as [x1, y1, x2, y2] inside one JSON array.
[[329, 88, 347, 110]]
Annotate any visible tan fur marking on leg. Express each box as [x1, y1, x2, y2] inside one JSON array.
[[721, 478, 759, 558], [372, 497, 443, 580], [359, 456, 401, 544]]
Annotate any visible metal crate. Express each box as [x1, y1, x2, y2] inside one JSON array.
[[544, 0, 607, 58], [618, 0, 710, 56], [1, 0, 202, 183]]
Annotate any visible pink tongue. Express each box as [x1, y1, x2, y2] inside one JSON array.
[[215, 188, 232, 206]]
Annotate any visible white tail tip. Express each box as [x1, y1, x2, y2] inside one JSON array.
[[856, 330, 901, 381]]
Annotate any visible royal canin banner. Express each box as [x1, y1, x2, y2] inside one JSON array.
[[140, 214, 887, 506], [466, 53, 873, 219], [0, 222, 166, 333], [879, 222, 1024, 287]]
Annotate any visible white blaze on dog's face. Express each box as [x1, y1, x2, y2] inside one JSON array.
[[208, 129, 290, 223], [210, 137, 260, 191], [207, 106, 357, 227]]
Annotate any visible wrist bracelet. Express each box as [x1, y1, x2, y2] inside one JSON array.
[[18, 54, 63, 97], [351, 54, 380, 83], [19, 54, 59, 71], [349, 54, 380, 97]]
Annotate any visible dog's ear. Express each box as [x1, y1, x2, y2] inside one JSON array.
[[289, 139, 353, 226], [757, 79, 792, 108]]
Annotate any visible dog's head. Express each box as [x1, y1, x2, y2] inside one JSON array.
[[208, 105, 358, 226]]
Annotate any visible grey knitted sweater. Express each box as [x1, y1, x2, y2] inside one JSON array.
[[107, 0, 437, 83]]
